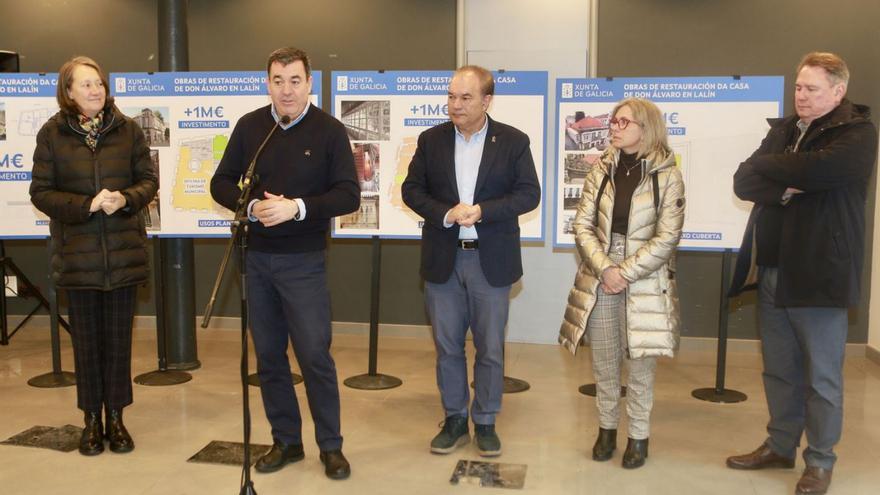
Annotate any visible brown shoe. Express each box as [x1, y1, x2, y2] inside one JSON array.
[[796, 466, 832, 495], [319, 449, 351, 480], [255, 441, 305, 473], [726, 442, 795, 470]]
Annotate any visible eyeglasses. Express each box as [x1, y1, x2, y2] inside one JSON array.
[[609, 116, 641, 130]]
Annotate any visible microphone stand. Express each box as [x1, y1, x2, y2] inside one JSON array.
[[202, 117, 287, 495]]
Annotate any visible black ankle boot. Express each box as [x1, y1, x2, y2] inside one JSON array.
[[105, 409, 134, 453], [592, 428, 617, 461], [79, 411, 104, 456], [622, 437, 649, 469]]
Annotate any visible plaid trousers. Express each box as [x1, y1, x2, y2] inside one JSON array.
[[67, 285, 138, 413], [587, 233, 657, 440]]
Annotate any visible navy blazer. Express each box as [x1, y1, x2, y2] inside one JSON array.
[[402, 116, 541, 287]]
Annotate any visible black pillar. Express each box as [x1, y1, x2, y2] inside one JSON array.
[[157, 0, 199, 370]]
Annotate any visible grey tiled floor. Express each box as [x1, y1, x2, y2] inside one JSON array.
[[1, 327, 878, 494]]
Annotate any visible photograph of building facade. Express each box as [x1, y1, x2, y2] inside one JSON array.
[[129, 107, 170, 147], [565, 111, 609, 151], [563, 153, 599, 183], [340, 195, 379, 229]]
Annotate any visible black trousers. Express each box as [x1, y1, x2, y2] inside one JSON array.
[[67, 285, 138, 413], [247, 250, 343, 451]]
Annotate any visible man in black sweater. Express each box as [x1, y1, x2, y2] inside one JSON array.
[[210, 47, 359, 480]]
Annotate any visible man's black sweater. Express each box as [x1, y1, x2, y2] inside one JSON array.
[[211, 104, 359, 253]]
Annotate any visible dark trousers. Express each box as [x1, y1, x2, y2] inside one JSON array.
[[247, 250, 342, 451], [758, 267, 847, 469], [67, 285, 137, 413], [425, 249, 511, 425]]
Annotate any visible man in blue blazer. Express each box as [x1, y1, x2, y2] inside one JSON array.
[[402, 65, 541, 457]]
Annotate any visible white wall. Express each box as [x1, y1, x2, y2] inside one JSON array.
[[461, 0, 593, 343], [868, 128, 880, 356]]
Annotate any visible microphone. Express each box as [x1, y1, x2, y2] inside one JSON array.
[[204, 112, 293, 329], [241, 114, 291, 192]]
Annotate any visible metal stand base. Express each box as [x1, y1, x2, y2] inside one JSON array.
[[692, 250, 749, 406], [691, 387, 747, 403], [240, 482, 257, 495], [344, 373, 403, 390], [27, 371, 76, 388], [166, 360, 201, 371], [247, 373, 303, 387], [134, 370, 193, 386], [470, 376, 531, 394], [502, 376, 530, 393], [579, 383, 626, 397]]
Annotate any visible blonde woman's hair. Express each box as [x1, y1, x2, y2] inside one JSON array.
[[610, 97, 670, 158]]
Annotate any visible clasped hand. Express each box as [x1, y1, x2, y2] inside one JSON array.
[[253, 191, 299, 227], [448, 203, 482, 228], [89, 189, 127, 215], [600, 266, 628, 294]]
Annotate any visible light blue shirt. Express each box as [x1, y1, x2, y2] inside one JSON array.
[[248, 104, 310, 221], [446, 116, 489, 239], [271, 103, 309, 130]]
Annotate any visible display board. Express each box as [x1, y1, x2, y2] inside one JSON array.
[[0, 73, 58, 238], [0, 71, 321, 238], [554, 76, 784, 249], [111, 71, 322, 237], [330, 70, 547, 240]]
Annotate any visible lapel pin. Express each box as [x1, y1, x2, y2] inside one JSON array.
[[304, 149, 311, 156], [491, 136, 496, 143]]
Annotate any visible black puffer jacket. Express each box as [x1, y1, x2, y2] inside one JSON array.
[[30, 105, 158, 290], [729, 99, 878, 307]]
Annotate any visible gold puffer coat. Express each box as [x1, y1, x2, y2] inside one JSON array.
[[559, 147, 685, 358]]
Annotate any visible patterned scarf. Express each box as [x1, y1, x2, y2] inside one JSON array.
[[78, 112, 104, 151]]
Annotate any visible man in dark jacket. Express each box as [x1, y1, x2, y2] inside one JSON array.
[[726, 52, 878, 495], [402, 65, 540, 457], [210, 47, 359, 480]]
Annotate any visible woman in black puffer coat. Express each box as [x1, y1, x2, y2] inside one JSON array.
[[30, 56, 157, 456]]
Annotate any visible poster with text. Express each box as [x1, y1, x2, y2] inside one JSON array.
[[0, 73, 58, 238], [111, 71, 322, 236], [331, 70, 547, 240], [555, 76, 783, 249]]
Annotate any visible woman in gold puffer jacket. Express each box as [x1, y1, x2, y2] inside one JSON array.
[[559, 97, 685, 469]]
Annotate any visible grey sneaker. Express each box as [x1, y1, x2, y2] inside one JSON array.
[[475, 424, 501, 457], [430, 415, 470, 454]]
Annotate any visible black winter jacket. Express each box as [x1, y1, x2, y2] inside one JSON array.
[[729, 99, 878, 307], [30, 106, 158, 290]]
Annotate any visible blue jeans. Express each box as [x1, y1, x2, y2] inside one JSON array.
[[758, 267, 847, 469], [425, 249, 511, 425]]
